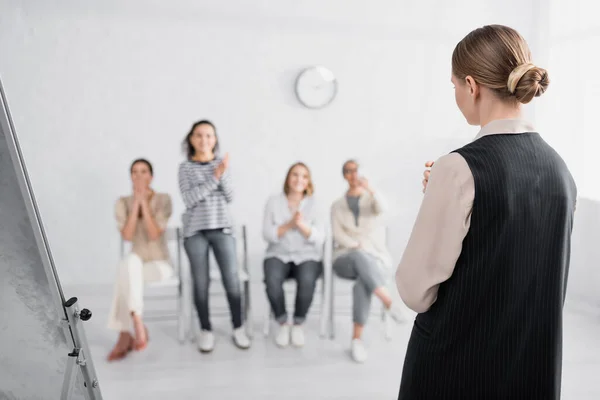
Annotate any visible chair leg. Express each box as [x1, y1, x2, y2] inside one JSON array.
[[185, 269, 196, 342], [246, 310, 253, 339], [329, 280, 335, 340], [319, 280, 327, 338], [177, 291, 185, 344], [382, 305, 392, 341], [263, 310, 271, 337], [189, 310, 197, 342], [244, 280, 253, 339], [177, 315, 186, 344]]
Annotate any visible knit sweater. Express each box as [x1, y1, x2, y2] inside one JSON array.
[[177, 157, 233, 238], [331, 190, 392, 270]]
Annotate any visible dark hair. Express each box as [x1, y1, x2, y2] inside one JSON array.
[[130, 158, 153, 176], [182, 120, 219, 160], [342, 159, 358, 175]]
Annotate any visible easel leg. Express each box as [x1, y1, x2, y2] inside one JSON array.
[[61, 349, 79, 399], [63, 297, 103, 400]]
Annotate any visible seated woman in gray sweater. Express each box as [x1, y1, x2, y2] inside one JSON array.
[[331, 159, 403, 363], [262, 162, 325, 348]]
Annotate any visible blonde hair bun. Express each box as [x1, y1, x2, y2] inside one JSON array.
[[508, 63, 550, 104], [452, 25, 550, 105]]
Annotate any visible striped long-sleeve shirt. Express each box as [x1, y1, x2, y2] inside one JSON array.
[[178, 157, 234, 238]]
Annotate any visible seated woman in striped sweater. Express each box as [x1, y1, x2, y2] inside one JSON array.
[[178, 120, 251, 353], [262, 162, 325, 348]]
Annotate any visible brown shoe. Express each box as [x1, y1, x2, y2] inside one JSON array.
[[107, 332, 134, 361]]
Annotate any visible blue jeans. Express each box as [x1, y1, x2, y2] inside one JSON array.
[[184, 229, 242, 331], [264, 257, 323, 325]]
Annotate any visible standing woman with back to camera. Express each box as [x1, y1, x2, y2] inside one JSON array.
[[396, 25, 577, 399]]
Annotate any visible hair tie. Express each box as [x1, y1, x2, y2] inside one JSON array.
[[507, 63, 536, 94]]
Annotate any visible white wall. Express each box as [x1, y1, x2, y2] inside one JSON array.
[[537, 0, 600, 201], [538, 0, 600, 310], [0, 0, 542, 285], [570, 198, 600, 311]]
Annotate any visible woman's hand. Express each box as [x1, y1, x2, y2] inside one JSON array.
[[292, 211, 303, 227], [422, 161, 434, 193], [292, 211, 312, 239], [358, 177, 374, 194], [133, 182, 147, 205], [277, 218, 296, 238], [214, 153, 230, 180]]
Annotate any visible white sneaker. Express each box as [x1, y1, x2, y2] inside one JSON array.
[[387, 304, 406, 323], [290, 325, 305, 347], [275, 324, 290, 348], [198, 330, 215, 353], [232, 326, 251, 350], [351, 339, 368, 363]]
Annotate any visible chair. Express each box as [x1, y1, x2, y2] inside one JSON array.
[[119, 227, 189, 344], [188, 225, 253, 339], [263, 235, 331, 338], [326, 227, 393, 341], [261, 236, 331, 338]]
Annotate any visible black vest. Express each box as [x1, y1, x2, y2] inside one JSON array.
[[399, 133, 577, 400]]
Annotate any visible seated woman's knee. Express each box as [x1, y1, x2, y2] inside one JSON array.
[[346, 249, 376, 270], [121, 253, 143, 269], [264, 272, 285, 290], [296, 268, 320, 289]]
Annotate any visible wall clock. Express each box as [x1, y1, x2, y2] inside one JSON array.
[[294, 66, 338, 109]]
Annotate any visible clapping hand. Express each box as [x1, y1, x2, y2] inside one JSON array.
[[290, 210, 312, 238], [214, 153, 230, 180], [292, 211, 304, 227]]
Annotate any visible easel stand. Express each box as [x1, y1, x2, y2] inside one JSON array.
[[61, 297, 103, 400], [0, 76, 104, 400]]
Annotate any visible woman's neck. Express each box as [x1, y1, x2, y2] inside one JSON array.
[[347, 186, 363, 197], [287, 192, 304, 203], [478, 95, 522, 127], [192, 152, 215, 162], [140, 187, 154, 198]]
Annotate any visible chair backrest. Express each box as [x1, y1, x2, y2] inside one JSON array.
[[119, 227, 182, 275], [326, 223, 392, 277]]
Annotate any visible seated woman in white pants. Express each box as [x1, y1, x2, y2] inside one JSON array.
[[331, 159, 402, 363], [107, 159, 173, 361]]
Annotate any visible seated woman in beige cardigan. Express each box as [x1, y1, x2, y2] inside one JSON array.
[[331, 159, 402, 363], [107, 159, 173, 361]]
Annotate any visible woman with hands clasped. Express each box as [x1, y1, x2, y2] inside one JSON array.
[[263, 162, 325, 348], [108, 159, 173, 361]]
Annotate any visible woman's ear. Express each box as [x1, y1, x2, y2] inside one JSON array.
[[465, 75, 479, 99]]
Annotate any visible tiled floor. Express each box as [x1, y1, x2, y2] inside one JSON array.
[[69, 284, 600, 399]]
